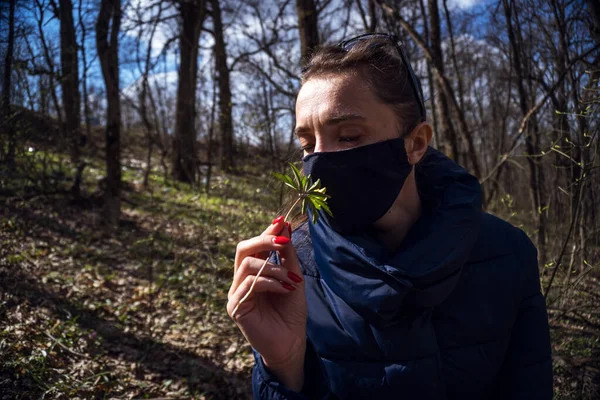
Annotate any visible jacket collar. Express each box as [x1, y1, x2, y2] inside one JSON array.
[[307, 147, 482, 325]]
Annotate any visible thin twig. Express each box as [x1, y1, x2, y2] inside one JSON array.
[[44, 331, 88, 358], [480, 45, 600, 185], [231, 256, 272, 317], [231, 196, 303, 317], [544, 166, 587, 299], [547, 261, 597, 308]]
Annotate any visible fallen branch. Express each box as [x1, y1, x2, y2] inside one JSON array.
[[44, 331, 88, 358]]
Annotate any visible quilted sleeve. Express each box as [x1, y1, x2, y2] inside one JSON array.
[[252, 339, 332, 400]]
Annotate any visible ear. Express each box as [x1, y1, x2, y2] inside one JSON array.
[[404, 122, 432, 165]]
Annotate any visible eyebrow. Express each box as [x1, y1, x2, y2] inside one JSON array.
[[294, 113, 366, 136]]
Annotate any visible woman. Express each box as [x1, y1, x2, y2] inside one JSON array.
[[227, 33, 553, 400]]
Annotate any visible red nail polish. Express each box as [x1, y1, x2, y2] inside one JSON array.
[[273, 236, 290, 245], [288, 271, 303, 283], [272, 216, 284, 225], [281, 282, 296, 291]]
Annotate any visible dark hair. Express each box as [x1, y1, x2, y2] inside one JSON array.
[[300, 37, 421, 137]]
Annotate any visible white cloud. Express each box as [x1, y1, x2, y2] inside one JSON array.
[[447, 0, 481, 9]]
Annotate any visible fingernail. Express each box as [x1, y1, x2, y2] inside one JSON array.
[[273, 236, 290, 245], [288, 271, 303, 283], [281, 282, 296, 291], [272, 216, 284, 225]]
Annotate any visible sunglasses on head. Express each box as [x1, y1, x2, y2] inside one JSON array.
[[302, 32, 427, 124], [338, 33, 427, 123]]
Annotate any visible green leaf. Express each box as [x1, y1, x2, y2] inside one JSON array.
[[273, 172, 298, 190], [306, 190, 330, 200], [309, 197, 333, 217], [308, 177, 327, 193], [276, 163, 332, 225], [289, 162, 304, 188]]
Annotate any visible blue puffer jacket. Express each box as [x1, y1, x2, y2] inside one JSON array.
[[252, 148, 553, 400]]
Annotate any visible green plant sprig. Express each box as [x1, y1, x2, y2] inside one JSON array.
[[231, 163, 332, 317], [273, 162, 332, 223]]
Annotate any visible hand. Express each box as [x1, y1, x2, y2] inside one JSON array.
[[227, 217, 307, 391]]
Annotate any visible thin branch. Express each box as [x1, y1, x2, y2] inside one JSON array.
[[44, 331, 88, 358], [480, 44, 600, 184]]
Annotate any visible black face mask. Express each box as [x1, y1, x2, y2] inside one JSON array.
[[302, 138, 412, 234]]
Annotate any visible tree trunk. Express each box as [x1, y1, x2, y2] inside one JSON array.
[[172, 0, 206, 183], [416, 0, 440, 149], [296, 0, 319, 67], [58, 0, 83, 197], [442, 0, 465, 113], [2, 0, 16, 169], [96, 0, 122, 228], [206, 63, 218, 194], [427, 0, 459, 163], [212, 0, 234, 172]]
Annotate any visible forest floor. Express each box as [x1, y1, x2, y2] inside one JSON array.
[[1, 127, 599, 398]]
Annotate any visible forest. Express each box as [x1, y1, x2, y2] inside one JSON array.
[[0, 0, 599, 398]]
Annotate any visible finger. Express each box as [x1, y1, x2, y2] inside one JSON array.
[[252, 216, 289, 260], [277, 230, 302, 278], [227, 274, 295, 319], [229, 257, 301, 297], [234, 232, 292, 271], [270, 221, 303, 280], [263, 215, 288, 237]]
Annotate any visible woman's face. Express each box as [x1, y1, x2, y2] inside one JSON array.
[[295, 72, 402, 156]]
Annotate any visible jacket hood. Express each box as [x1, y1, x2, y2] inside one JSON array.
[[306, 147, 482, 327]]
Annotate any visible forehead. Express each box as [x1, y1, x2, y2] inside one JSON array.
[[296, 73, 375, 119]]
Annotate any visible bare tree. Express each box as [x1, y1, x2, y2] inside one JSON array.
[[50, 0, 83, 196], [96, 0, 122, 227], [33, 0, 63, 127], [375, 0, 483, 181], [502, 0, 548, 264], [296, 0, 319, 66], [1, 0, 16, 170], [212, 0, 234, 172], [427, 0, 460, 166], [127, 1, 165, 188], [172, 0, 207, 183]]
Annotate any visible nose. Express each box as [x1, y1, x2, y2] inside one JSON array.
[[312, 136, 336, 153], [313, 139, 324, 153]]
